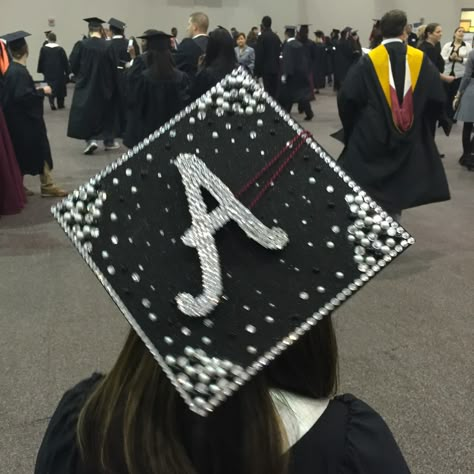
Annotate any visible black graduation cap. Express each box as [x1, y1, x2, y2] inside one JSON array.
[[284, 25, 297, 34], [0, 31, 31, 49], [137, 30, 171, 51], [44, 30, 52, 35], [298, 24, 311, 31], [52, 67, 414, 417], [109, 18, 126, 30], [83, 17, 105, 27]]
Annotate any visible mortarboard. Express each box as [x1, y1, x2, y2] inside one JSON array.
[[109, 18, 126, 30], [83, 17, 105, 27], [0, 31, 31, 49], [52, 67, 414, 417], [137, 30, 172, 51], [285, 25, 297, 34], [44, 30, 52, 35]]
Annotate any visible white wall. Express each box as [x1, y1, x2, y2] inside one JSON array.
[[0, 0, 304, 79], [0, 0, 465, 80]]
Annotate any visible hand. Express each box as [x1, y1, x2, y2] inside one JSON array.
[[442, 74, 456, 84], [42, 85, 52, 95], [453, 95, 460, 110], [128, 46, 136, 59], [450, 53, 457, 61]]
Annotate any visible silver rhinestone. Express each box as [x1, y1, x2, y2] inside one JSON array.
[[265, 316, 275, 324], [299, 292, 310, 300], [107, 266, 115, 275], [202, 337, 212, 345], [164, 337, 173, 345], [327, 241, 335, 249], [247, 346, 257, 354], [250, 131, 257, 139], [110, 213, 117, 222], [246, 325, 257, 334], [131, 186, 137, 194], [148, 313, 157, 322], [335, 272, 344, 279], [101, 251, 109, 259], [204, 319, 214, 328], [308, 242, 314, 247], [332, 226, 340, 234], [131, 273, 140, 283], [125, 168, 132, 176], [309, 177, 316, 184], [187, 134, 194, 142], [165, 355, 176, 365], [182, 327, 191, 336], [142, 298, 151, 309], [317, 286, 326, 294], [111, 235, 119, 245], [326, 185, 334, 193]]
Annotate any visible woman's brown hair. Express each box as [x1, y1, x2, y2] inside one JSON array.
[[77, 315, 338, 474]]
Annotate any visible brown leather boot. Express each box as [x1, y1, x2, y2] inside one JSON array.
[[40, 163, 68, 198]]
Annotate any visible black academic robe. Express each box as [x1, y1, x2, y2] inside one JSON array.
[[334, 39, 360, 89], [174, 36, 208, 77], [312, 43, 328, 89], [37, 44, 70, 99], [67, 37, 114, 139], [337, 43, 450, 212], [124, 56, 190, 148], [2, 62, 53, 175], [190, 63, 235, 101], [106, 37, 131, 137], [280, 40, 311, 104]]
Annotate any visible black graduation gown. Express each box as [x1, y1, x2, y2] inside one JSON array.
[[2, 62, 53, 175], [67, 37, 114, 139], [280, 40, 311, 104], [337, 44, 450, 212], [34, 374, 411, 474], [190, 63, 235, 101], [106, 37, 131, 137], [334, 39, 360, 89], [174, 37, 208, 77], [312, 43, 328, 89], [37, 44, 70, 99], [124, 60, 190, 148]]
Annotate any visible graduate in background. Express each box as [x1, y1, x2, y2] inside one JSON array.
[[124, 30, 189, 149], [42, 30, 51, 47], [1, 31, 67, 198], [37, 32, 70, 110], [105, 18, 131, 142], [67, 18, 115, 155], [338, 10, 450, 219], [297, 25, 315, 101], [0, 38, 26, 215], [313, 31, 328, 93], [280, 26, 313, 121]]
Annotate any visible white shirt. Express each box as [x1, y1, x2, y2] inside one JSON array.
[[382, 38, 403, 45], [112, 35, 124, 39], [441, 41, 472, 78], [192, 33, 207, 40]]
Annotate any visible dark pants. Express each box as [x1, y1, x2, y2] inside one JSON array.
[[48, 95, 65, 109], [462, 122, 473, 155], [263, 74, 279, 99]]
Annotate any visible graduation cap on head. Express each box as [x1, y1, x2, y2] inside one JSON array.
[[137, 30, 172, 51], [297, 24, 311, 32], [109, 18, 126, 30], [284, 25, 297, 35], [44, 30, 52, 35], [83, 17, 105, 27], [52, 67, 414, 417], [0, 31, 31, 50]]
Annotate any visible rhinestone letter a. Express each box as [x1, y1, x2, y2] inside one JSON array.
[[175, 154, 289, 318]]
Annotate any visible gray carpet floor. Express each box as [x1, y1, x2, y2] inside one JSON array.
[[0, 86, 473, 474]]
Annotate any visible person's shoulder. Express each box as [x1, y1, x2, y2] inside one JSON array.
[[35, 373, 104, 474], [334, 394, 411, 473]]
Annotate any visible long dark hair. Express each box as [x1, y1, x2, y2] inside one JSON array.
[[77, 316, 338, 474], [204, 28, 236, 72], [146, 49, 175, 80], [423, 23, 440, 41]]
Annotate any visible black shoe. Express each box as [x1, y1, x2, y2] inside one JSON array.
[[304, 113, 314, 121], [439, 153, 445, 159], [50, 104, 57, 111], [459, 154, 468, 167]]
